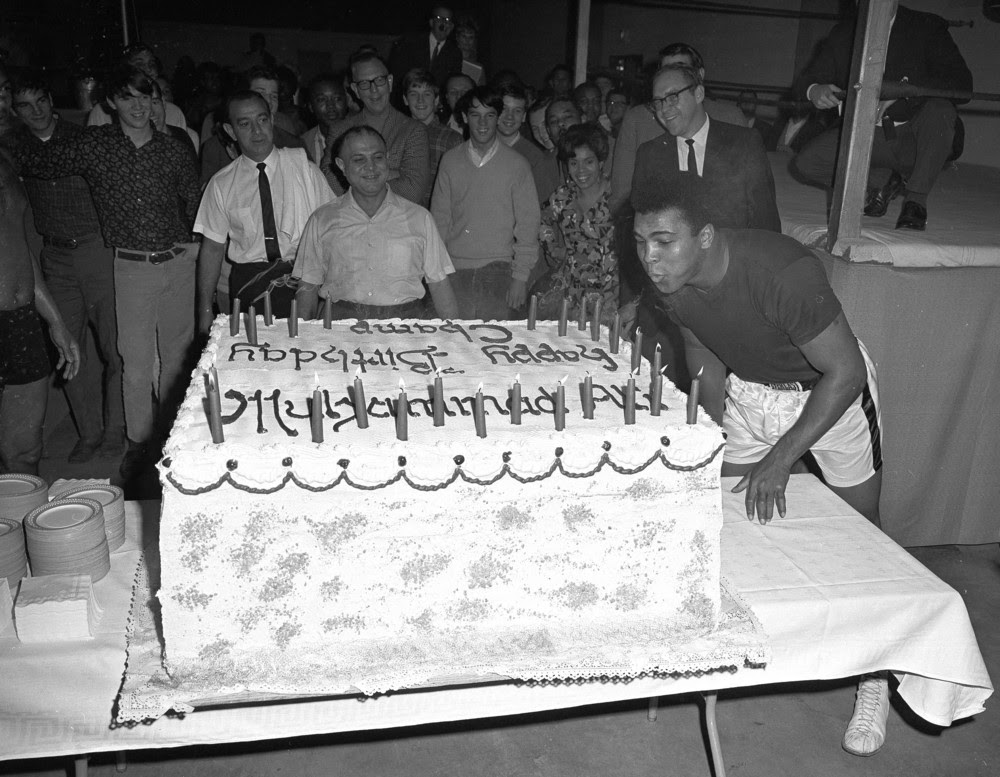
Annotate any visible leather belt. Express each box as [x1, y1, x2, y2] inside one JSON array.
[[43, 236, 87, 249], [761, 376, 821, 392], [115, 245, 185, 265]]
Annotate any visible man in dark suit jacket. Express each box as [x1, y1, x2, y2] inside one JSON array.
[[791, 2, 972, 230], [621, 63, 780, 387], [388, 5, 464, 102]]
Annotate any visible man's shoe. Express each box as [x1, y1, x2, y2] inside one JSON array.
[[119, 442, 150, 481], [896, 200, 927, 231], [864, 171, 905, 217], [97, 428, 127, 459], [863, 186, 880, 213], [843, 672, 890, 756], [68, 437, 102, 464]]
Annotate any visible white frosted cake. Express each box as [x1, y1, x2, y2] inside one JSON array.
[[157, 316, 727, 695]]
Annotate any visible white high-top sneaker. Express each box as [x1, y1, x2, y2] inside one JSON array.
[[842, 672, 890, 756]]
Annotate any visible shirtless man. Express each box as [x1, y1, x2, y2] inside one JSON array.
[[0, 147, 79, 474]]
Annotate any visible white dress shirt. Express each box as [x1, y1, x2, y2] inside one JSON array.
[[676, 115, 710, 176], [195, 146, 334, 264]]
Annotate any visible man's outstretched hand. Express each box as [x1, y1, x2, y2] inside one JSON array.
[[731, 451, 792, 524], [808, 83, 846, 110]]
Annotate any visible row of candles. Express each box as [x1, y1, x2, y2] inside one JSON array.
[[203, 345, 702, 445], [230, 292, 630, 357]]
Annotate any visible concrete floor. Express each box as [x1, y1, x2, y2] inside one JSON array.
[[2, 392, 996, 777]]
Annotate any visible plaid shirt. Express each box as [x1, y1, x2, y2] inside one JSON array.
[[426, 120, 462, 176], [15, 119, 102, 241], [14, 122, 200, 252]]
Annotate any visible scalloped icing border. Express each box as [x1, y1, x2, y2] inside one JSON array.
[[163, 442, 725, 496]]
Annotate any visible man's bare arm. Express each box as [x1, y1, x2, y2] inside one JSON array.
[[732, 311, 866, 523], [31, 253, 79, 381], [428, 277, 458, 319], [295, 282, 321, 320], [197, 237, 226, 335], [13, 194, 79, 380]]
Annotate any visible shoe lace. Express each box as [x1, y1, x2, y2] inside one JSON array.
[[853, 680, 885, 731]]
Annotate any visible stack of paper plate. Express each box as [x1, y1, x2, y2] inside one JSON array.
[[0, 474, 48, 523], [0, 517, 27, 590], [56, 484, 126, 552], [23, 498, 110, 583]]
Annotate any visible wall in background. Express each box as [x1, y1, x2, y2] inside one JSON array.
[[589, 0, 807, 95], [580, 0, 996, 168], [134, 3, 1000, 169], [484, 0, 573, 90], [142, 21, 395, 83]]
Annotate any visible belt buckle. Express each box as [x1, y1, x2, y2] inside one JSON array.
[[149, 251, 167, 265]]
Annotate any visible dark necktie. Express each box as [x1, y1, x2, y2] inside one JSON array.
[[257, 162, 281, 262], [431, 41, 442, 66], [686, 138, 698, 177]]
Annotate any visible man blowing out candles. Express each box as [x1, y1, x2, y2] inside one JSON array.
[[630, 174, 889, 757]]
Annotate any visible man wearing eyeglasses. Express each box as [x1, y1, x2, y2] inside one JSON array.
[[632, 64, 779, 233], [321, 51, 431, 207], [610, 42, 747, 214], [389, 5, 464, 99]]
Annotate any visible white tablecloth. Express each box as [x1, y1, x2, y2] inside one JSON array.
[[0, 476, 992, 760]]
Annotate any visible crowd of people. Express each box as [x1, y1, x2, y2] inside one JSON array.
[[0, 2, 972, 757]]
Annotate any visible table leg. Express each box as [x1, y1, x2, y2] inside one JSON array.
[[116, 750, 128, 772], [647, 695, 659, 722], [74, 756, 88, 777], [703, 691, 726, 777]]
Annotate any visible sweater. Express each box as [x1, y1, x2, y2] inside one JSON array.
[[430, 141, 540, 282]]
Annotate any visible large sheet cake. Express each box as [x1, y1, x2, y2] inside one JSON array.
[[157, 316, 727, 695]]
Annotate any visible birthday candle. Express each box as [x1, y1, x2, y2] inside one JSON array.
[[396, 379, 408, 441], [205, 368, 224, 443], [263, 291, 273, 326], [650, 366, 664, 417], [323, 297, 332, 329], [510, 374, 522, 425], [558, 297, 569, 336], [527, 294, 538, 330], [687, 367, 702, 425], [631, 327, 643, 373], [624, 370, 637, 425], [474, 383, 487, 438], [555, 375, 567, 431], [609, 310, 620, 354], [246, 304, 258, 345], [577, 297, 587, 331], [433, 371, 445, 427], [353, 369, 369, 429], [590, 298, 602, 341], [288, 298, 299, 337], [230, 297, 241, 336], [582, 372, 594, 419], [311, 379, 324, 443]]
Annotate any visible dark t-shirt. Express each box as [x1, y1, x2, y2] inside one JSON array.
[[658, 229, 842, 384]]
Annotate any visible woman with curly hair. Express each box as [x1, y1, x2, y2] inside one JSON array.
[[535, 123, 619, 325]]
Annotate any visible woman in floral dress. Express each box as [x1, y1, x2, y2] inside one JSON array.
[[535, 123, 619, 325]]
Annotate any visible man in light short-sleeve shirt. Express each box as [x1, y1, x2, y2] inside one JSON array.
[[293, 125, 458, 321]]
